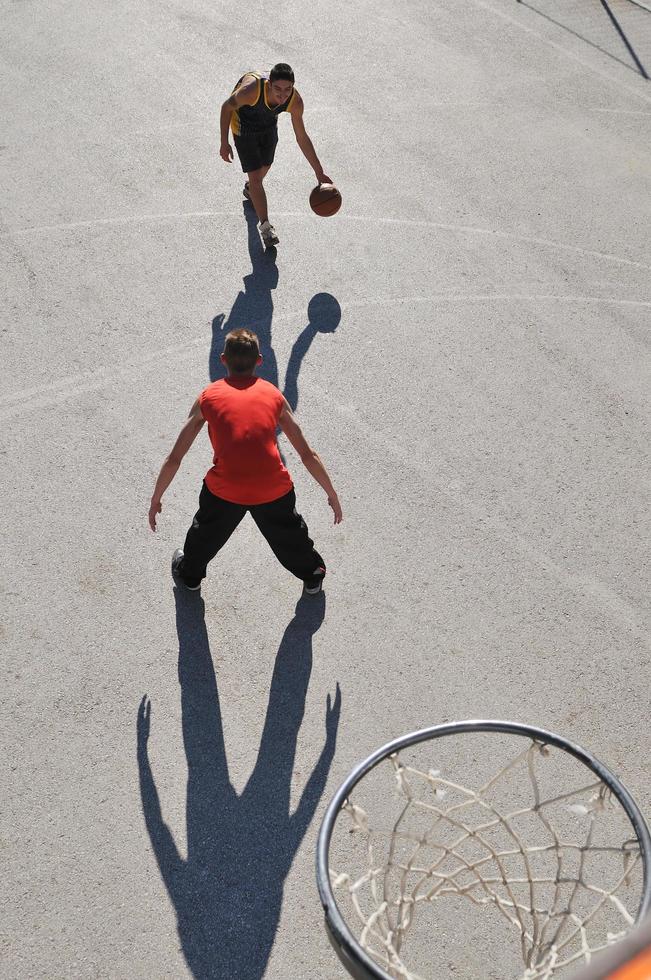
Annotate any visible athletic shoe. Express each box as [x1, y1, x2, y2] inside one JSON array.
[[259, 219, 279, 247], [243, 181, 251, 201], [171, 549, 201, 591], [303, 567, 326, 595]]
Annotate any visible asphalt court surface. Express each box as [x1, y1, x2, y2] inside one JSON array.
[[1, 0, 650, 977]]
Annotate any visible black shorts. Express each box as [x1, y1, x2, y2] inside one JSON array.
[[234, 129, 278, 173]]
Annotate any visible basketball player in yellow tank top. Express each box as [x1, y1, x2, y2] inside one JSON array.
[[219, 63, 332, 247]]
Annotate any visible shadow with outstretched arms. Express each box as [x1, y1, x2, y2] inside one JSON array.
[[282, 292, 341, 413], [210, 201, 279, 384], [137, 589, 341, 979]]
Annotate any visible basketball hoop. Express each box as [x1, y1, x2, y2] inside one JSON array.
[[317, 721, 651, 980]]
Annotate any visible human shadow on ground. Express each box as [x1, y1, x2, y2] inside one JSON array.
[[209, 202, 280, 385], [137, 589, 341, 980], [282, 292, 341, 413], [516, 0, 648, 78], [209, 202, 342, 412]]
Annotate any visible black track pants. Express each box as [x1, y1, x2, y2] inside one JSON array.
[[178, 482, 325, 587]]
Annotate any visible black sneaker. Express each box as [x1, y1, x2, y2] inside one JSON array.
[[303, 567, 326, 595], [171, 549, 201, 591]]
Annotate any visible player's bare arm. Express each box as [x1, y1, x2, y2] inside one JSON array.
[[279, 400, 342, 524], [219, 76, 259, 162], [148, 400, 206, 531], [288, 92, 331, 184]]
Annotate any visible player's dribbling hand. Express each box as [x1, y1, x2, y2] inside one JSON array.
[[317, 173, 332, 186], [328, 494, 343, 524], [220, 142, 233, 163], [148, 498, 162, 531]]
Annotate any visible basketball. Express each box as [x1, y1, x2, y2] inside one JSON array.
[[309, 183, 342, 217]]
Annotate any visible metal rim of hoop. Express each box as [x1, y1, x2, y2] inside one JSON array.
[[316, 719, 651, 980]]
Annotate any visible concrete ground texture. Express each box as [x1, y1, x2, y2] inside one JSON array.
[[1, 0, 650, 977]]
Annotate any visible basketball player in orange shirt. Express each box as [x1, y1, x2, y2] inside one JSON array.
[[148, 328, 342, 594], [219, 63, 332, 247]]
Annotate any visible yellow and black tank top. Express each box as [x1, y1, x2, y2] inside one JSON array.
[[230, 72, 295, 136]]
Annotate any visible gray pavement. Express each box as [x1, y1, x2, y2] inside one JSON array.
[[1, 0, 650, 977]]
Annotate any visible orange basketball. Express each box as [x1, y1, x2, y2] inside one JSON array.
[[309, 183, 342, 217]]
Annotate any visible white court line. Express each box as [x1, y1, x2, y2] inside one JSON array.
[[5, 209, 234, 236], [324, 395, 646, 632], [2, 294, 645, 628], [371, 292, 651, 307], [468, 0, 651, 105], [349, 216, 651, 273], [1, 291, 649, 418], [0, 334, 206, 415], [586, 107, 651, 115], [5, 211, 651, 272]]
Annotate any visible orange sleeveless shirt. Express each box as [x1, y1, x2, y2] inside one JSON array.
[[199, 377, 293, 505]]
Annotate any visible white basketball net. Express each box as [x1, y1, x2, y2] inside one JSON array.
[[329, 739, 643, 980]]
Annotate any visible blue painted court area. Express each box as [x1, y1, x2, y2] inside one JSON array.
[[1, 0, 650, 976]]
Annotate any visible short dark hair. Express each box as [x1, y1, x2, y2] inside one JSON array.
[[269, 63, 294, 84], [223, 328, 260, 374]]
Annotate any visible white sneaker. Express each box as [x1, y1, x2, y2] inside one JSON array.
[[259, 219, 279, 246]]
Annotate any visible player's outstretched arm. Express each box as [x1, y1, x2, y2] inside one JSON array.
[[279, 400, 342, 524], [219, 76, 259, 163], [288, 93, 331, 185], [148, 400, 205, 531]]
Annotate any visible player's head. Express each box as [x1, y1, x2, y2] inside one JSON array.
[[221, 328, 262, 375], [269, 63, 294, 101]]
